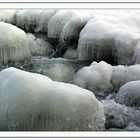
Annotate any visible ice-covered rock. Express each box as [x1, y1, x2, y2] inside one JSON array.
[[35, 10, 57, 33], [15, 10, 43, 32], [60, 11, 93, 44], [27, 33, 53, 56], [47, 10, 75, 39], [77, 18, 116, 63], [73, 61, 140, 95], [77, 10, 140, 65], [0, 22, 31, 64], [0, 10, 16, 24], [134, 41, 140, 64], [113, 31, 140, 65], [102, 100, 140, 129], [124, 122, 140, 131], [0, 67, 105, 131], [111, 64, 140, 91], [115, 80, 140, 107], [73, 61, 113, 96]]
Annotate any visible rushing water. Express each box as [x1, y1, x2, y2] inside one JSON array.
[[0, 57, 92, 83]]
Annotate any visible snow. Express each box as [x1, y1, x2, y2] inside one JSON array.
[[0, 67, 105, 131]]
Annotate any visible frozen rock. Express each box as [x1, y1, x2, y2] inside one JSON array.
[[115, 80, 140, 107], [0, 22, 31, 64], [27, 33, 53, 56], [73, 61, 113, 96], [102, 100, 140, 129], [0, 67, 105, 131]]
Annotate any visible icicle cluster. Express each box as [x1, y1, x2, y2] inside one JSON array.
[[0, 22, 31, 64]]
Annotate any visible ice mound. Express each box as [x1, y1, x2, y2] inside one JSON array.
[[27, 33, 53, 56], [47, 10, 75, 39], [77, 18, 116, 63], [0, 67, 105, 131], [0, 10, 16, 24], [73, 61, 140, 96], [102, 100, 140, 130], [0, 22, 31, 64], [35, 10, 57, 33], [15, 10, 43, 32], [73, 61, 113, 95], [111, 64, 140, 91], [113, 31, 140, 65], [115, 81, 140, 107], [60, 11, 93, 45], [77, 10, 140, 65]]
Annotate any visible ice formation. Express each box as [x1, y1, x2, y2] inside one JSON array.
[[1, 9, 140, 131], [27, 33, 53, 56], [0, 22, 31, 64], [60, 11, 93, 44], [102, 100, 140, 130], [0, 67, 105, 131], [15, 10, 43, 32], [111, 64, 140, 91], [47, 10, 75, 39], [77, 10, 140, 65], [115, 81, 140, 107], [0, 10, 16, 24], [134, 41, 140, 64], [73, 61, 113, 95], [73, 61, 140, 94], [35, 10, 57, 33], [113, 31, 140, 65], [77, 18, 116, 63], [124, 122, 140, 131]]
